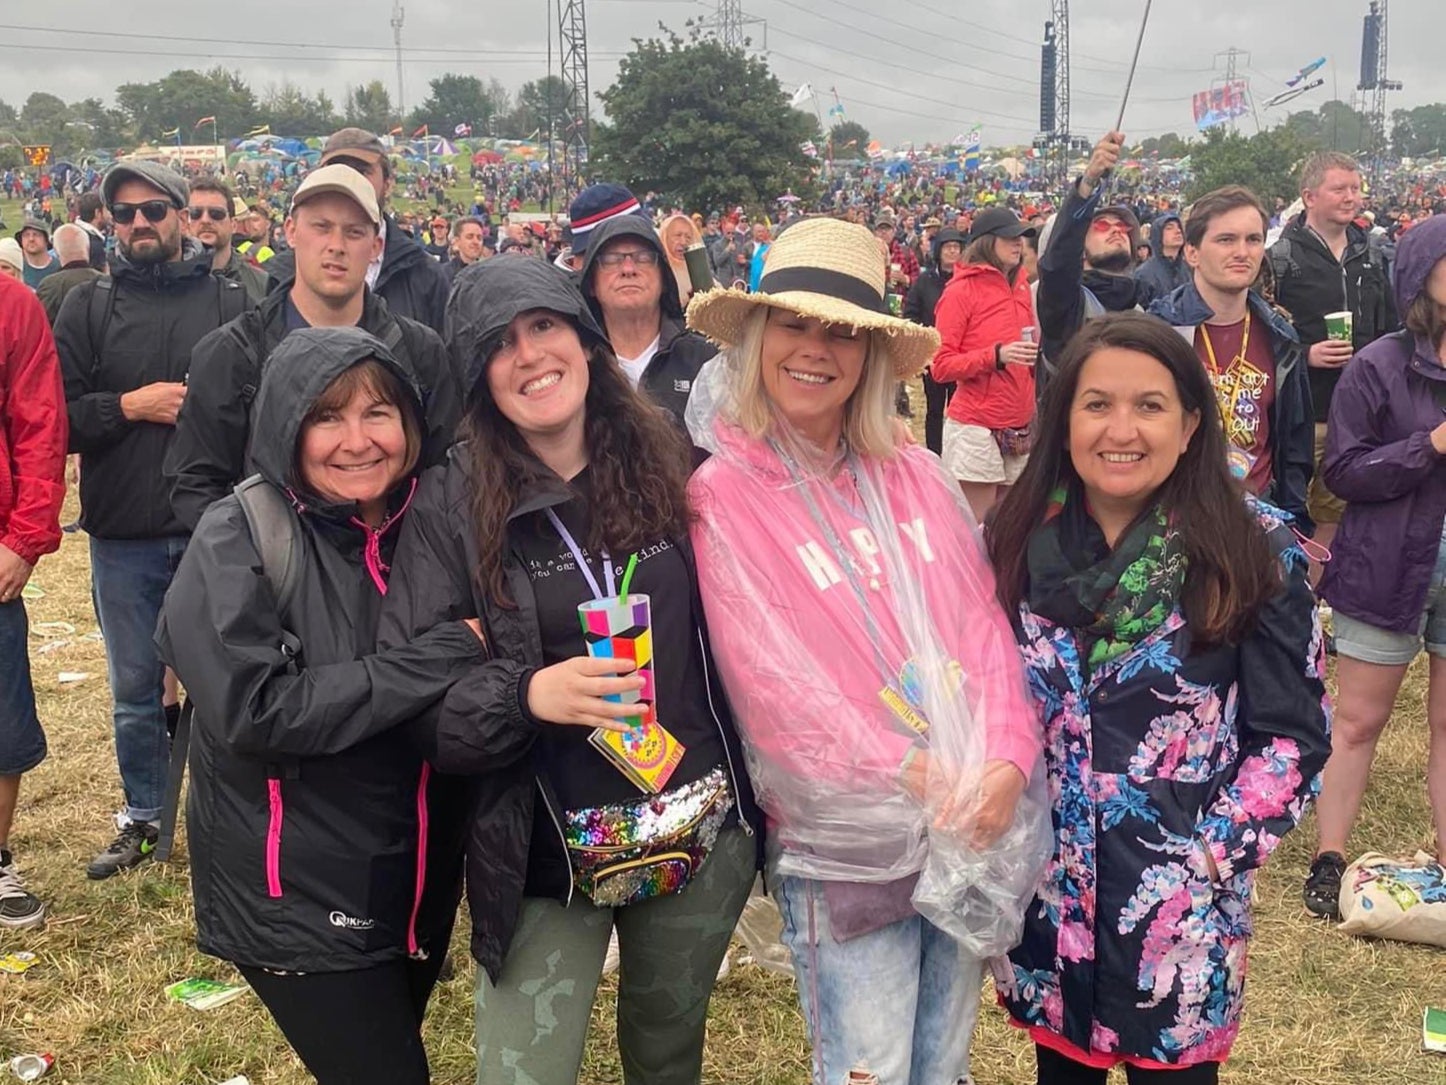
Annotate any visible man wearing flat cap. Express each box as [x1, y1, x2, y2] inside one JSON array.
[[264, 127, 449, 334], [53, 160, 251, 880]]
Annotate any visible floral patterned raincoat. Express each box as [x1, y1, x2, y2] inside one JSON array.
[[992, 508, 1331, 1068]]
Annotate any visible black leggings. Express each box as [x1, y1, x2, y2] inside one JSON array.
[[922, 367, 955, 456], [239, 954, 447, 1085], [1036, 1045, 1221, 1085]]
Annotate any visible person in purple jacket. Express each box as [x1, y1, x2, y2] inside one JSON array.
[[1308, 213, 1446, 918]]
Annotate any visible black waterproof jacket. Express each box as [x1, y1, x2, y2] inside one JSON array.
[[1269, 213, 1399, 422], [1132, 212, 1191, 308], [166, 288, 460, 533], [155, 328, 482, 973], [903, 227, 964, 328], [579, 216, 718, 426], [265, 216, 450, 334], [378, 452, 762, 983], [56, 238, 249, 540]]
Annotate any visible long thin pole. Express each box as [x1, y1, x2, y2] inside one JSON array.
[[1115, 0, 1153, 132], [547, 0, 555, 217]]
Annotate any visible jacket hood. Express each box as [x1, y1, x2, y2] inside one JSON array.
[[109, 235, 214, 285], [249, 325, 425, 511], [1147, 212, 1182, 258], [1149, 279, 1299, 345], [930, 227, 965, 270], [579, 215, 685, 322], [446, 255, 607, 402], [1392, 214, 1446, 312]]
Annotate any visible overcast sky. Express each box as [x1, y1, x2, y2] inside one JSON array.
[[0, 0, 1440, 147]]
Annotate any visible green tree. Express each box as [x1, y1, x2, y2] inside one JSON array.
[[592, 33, 814, 211], [116, 68, 258, 142], [69, 97, 130, 150], [498, 76, 569, 140], [1392, 103, 1446, 157], [829, 120, 870, 156], [344, 81, 395, 134], [1187, 125, 1316, 204], [0, 99, 17, 128], [1139, 132, 1190, 158], [409, 74, 502, 138], [259, 82, 340, 138]]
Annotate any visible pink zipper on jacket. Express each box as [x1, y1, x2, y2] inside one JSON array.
[[406, 763, 431, 956], [350, 478, 419, 597], [266, 778, 284, 898]]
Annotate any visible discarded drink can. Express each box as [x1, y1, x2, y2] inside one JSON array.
[[9, 1053, 54, 1082]]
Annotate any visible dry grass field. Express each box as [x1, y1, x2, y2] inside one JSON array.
[[3, 407, 1446, 1085]]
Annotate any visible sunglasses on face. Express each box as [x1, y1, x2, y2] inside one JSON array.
[[111, 200, 174, 225], [596, 248, 660, 268], [1090, 218, 1131, 236], [186, 207, 230, 222]]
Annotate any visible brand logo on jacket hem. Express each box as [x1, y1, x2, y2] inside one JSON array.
[[329, 910, 376, 930]]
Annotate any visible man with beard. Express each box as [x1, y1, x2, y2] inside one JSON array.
[[54, 161, 249, 879], [1035, 131, 1146, 393], [185, 177, 266, 303]]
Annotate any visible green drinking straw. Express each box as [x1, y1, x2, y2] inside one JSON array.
[[618, 552, 640, 599]]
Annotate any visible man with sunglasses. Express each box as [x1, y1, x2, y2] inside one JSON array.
[[185, 177, 266, 304], [263, 128, 449, 335], [166, 164, 459, 533], [53, 160, 250, 880], [1035, 131, 1149, 394], [577, 213, 716, 426]]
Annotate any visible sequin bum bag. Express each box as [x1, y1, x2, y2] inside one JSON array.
[[563, 766, 733, 907]]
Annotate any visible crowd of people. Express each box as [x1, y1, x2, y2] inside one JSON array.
[[1, 120, 1444, 1085]]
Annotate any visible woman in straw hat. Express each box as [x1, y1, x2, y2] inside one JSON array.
[[685, 217, 1050, 1085]]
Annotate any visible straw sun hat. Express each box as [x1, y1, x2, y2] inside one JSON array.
[[686, 217, 941, 379]]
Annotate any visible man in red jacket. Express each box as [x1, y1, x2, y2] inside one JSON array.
[[0, 273, 68, 930]]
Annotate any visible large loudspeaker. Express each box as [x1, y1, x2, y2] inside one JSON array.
[[1040, 24, 1057, 133], [1359, 9, 1380, 90]]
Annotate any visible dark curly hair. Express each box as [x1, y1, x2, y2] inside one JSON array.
[[462, 324, 694, 608]]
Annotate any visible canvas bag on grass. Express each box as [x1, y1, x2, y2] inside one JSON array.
[[1338, 851, 1446, 948]]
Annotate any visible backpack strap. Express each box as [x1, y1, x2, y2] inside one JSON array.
[[1268, 237, 1297, 286], [234, 474, 304, 660], [86, 276, 116, 382]]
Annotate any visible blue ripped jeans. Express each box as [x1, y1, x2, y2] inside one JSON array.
[[774, 874, 982, 1085]]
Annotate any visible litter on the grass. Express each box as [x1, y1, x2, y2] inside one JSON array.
[[56, 672, 92, 685], [216, 1077, 252, 1084], [0, 952, 40, 975], [165, 977, 248, 1011], [29, 622, 74, 639], [19, 583, 43, 600], [33, 640, 71, 656], [8, 1053, 53, 1081], [1426, 1006, 1446, 1054]]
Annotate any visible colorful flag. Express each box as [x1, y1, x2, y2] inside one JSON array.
[[245, 124, 270, 137], [790, 82, 814, 108], [964, 128, 982, 171], [412, 124, 429, 138], [161, 126, 180, 138], [1192, 81, 1249, 130], [866, 140, 884, 160], [388, 126, 404, 136], [454, 122, 472, 137], [800, 139, 818, 158], [193, 116, 216, 128]]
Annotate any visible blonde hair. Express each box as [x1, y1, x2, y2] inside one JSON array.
[[728, 307, 898, 459]]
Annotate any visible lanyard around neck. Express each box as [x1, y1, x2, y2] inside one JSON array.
[[545, 507, 615, 600], [1199, 307, 1251, 375]]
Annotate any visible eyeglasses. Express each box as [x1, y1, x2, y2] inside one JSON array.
[[186, 207, 230, 222], [111, 200, 174, 225], [1090, 218, 1131, 236], [596, 248, 660, 268]]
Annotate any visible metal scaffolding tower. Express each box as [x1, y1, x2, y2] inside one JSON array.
[[390, 2, 406, 124], [559, 0, 589, 190], [1034, 1, 1078, 195], [1357, 0, 1402, 180], [700, 0, 766, 50]]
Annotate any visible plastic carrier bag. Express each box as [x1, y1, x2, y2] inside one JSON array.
[[687, 357, 1051, 956], [1338, 851, 1446, 949]]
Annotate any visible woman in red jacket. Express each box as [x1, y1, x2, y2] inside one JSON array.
[[932, 207, 1040, 522]]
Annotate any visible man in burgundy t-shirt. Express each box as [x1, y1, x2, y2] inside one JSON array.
[[1193, 314, 1277, 495]]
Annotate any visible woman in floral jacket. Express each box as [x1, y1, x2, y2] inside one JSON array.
[[986, 313, 1331, 1083]]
